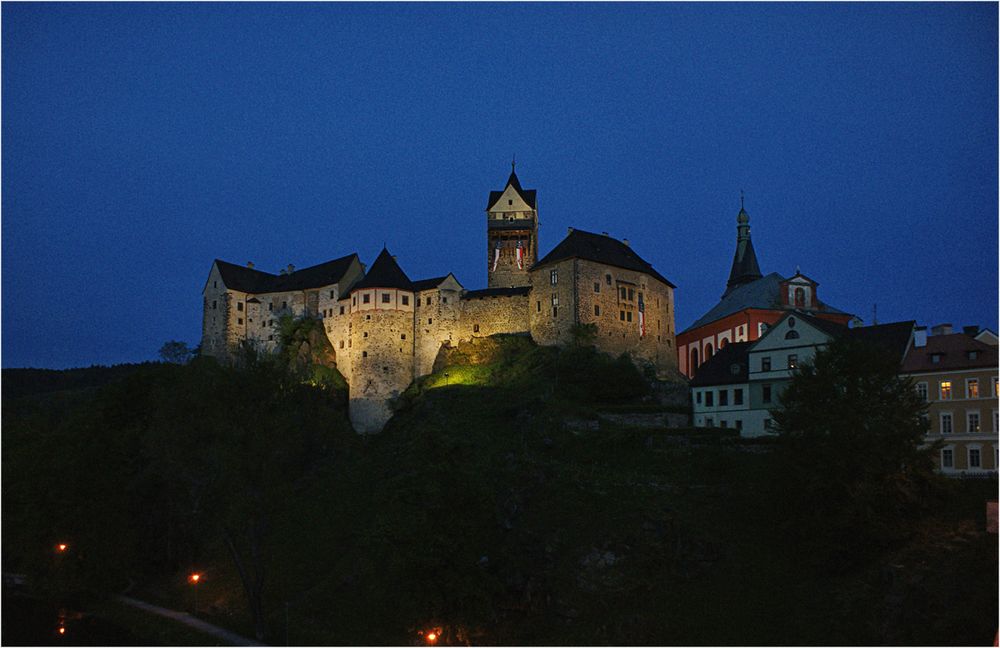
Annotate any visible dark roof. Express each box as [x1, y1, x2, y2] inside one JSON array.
[[690, 342, 752, 386], [682, 272, 850, 333], [349, 248, 414, 292], [902, 332, 998, 373], [411, 276, 449, 292], [844, 320, 914, 361], [486, 170, 537, 210], [531, 229, 676, 289], [215, 254, 358, 294], [791, 310, 851, 338], [725, 208, 762, 295], [462, 286, 531, 300]]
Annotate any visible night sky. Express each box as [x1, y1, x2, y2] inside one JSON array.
[[3, 3, 996, 369]]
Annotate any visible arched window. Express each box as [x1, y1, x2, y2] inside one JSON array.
[[704, 343, 714, 360], [785, 330, 800, 340], [690, 347, 699, 376], [719, 338, 728, 349], [794, 287, 806, 308]]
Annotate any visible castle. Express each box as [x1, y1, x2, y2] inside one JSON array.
[[202, 166, 678, 432]]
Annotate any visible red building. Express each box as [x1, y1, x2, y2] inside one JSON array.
[[677, 203, 853, 378]]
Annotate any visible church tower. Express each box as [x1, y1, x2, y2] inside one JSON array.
[[723, 198, 763, 297], [485, 162, 538, 288]]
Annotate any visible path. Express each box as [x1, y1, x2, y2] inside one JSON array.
[[115, 595, 266, 646]]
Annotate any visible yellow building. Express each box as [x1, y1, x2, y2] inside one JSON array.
[[903, 324, 999, 475]]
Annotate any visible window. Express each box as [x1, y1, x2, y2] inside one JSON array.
[[785, 330, 800, 340], [363, 332, 368, 338], [550, 269, 558, 285], [362, 351, 367, 358], [426, 297, 432, 306], [330, 290, 336, 299], [474, 324, 480, 333], [940, 412, 953, 434], [363, 293, 371, 304], [720, 420, 727, 428], [788, 354, 798, 369], [916, 382, 928, 401], [761, 357, 771, 371], [967, 379, 979, 399], [594, 305, 601, 316], [605, 274, 612, 286], [352, 296, 357, 306], [443, 297, 448, 304], [734, 388, 744, 405], [282, 301, 287, 309], [994, 409, 999, 433], [340, 306, 345, 315], [269, 302, 273, 311], [735, 420, 743, 431], [719, 390, 728, 406], [931, 353, 941, 364], [382, 293, 391, 304], [620, 311, 626, 321], [237, 302, 244, 312], [696, 391, 702, 404], [941, 448, 954, 468], [626, 312, 633, 322], [969, 447, 982, 468], [628, 288, 635, 301], [401, 334, 406, 340], [705, 417, 714, 427], [705, 391, 714, 407], [339, 341, 344, 349], [428, 318, 432, 324], [967, 411, 981, 433], [238, 318, 243, 325], [365, 314, 371, 320], [620, 287, 627, 300], [212, 301, 217, 310], [968, 350, 979, 360], [994, 377, 999, 397], [762, 384, 772, 403], [940, 381, 952, 400], [794, 287, 805, 307], [594, 282, 600, 293], [402, 295, 409, 306], [214, 281, 217, 288]]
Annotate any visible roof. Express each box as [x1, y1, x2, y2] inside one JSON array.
[[844, 320, 914, 361], [902, 332, 998, 373], [215, 254, 358, 294], [486, 169, 537, 210], [790, 310, 851, 338], [725, 208, 762, 295], [690, 342, 752, 386], [462, 286, 531, 300], [411, 276, 449, 292], [531, 229, 676, 289], [349, 248, 414, 293], [682, 272, 849, 333]]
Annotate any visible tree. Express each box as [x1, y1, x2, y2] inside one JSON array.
[[772, 337, 937, 566], [159, 340, 194, 364]]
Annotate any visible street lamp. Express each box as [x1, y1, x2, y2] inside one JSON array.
[[188, 573, 202, 614], [55, 543, 69, 554]]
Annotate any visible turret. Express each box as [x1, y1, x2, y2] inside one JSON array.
[[724, 196, 763, 297], [485, 161, 538, 289]]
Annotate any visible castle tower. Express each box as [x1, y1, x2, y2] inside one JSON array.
[[485, 162, 538, 288], [346, 248, 416, 433], [723, 198, 763, 297]]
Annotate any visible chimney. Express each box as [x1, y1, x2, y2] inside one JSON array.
[[246, 261, 254, 269], [930, 323, 953, 336], [623, 238, 630, 247], [914, 326, 927, 348], [963, 325, 979, 336], [286, 264, 295, 275]]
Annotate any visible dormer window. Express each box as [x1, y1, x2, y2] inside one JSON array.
[[968, 350, 979, 360], [931, 353, 942, 364]]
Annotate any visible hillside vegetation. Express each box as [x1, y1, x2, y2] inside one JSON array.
[[2, 336, 996, 645]]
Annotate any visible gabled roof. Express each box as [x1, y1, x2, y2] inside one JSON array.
[[844, 320, 914, 361], [690, 342, 752, 387], [790, 310, 851, 338], [682, 272, 850, 333], [902, 332, 998, 373], [214, 254, 359, 294], [349, 248, 414, 293], [531, 229, 676, 289], [410, 276, 450, 292], [462, 286, 532, 300], [486, 169, 537, 210]]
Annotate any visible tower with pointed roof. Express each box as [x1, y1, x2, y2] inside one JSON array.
[[485, 163, 538, 289], [724, 200, 763, 297]]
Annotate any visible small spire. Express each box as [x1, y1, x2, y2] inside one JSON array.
[[512, 154, 516, 172], [740, 189, 745, 210]]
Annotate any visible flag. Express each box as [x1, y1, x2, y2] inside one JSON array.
[[638, 293, 646, 338], [492, 239, 501, 272], [515, 240, 524, 269]]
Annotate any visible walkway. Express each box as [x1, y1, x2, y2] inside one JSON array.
[[115, 595, 266, 646]]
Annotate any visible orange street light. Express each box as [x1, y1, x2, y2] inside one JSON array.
[[188, 572, 202, 584], [188, 572, 202, 614], [57, 626, 66, 636], [55, 543, 68, 553], [426, 632, 438, 643]]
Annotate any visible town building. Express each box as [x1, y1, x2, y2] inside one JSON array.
[[692, 311, 913, 437], [902, 324, 999, 475], [677, 202, 854, 378], [201, 167, 678, 432]]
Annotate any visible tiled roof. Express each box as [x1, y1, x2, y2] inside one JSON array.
[[844, 320, 914, 361], [902, 332, 998, 373], [411, 276, 449, 292], [487, 170, 537, 210], [690, 342, 752, 387], [349, 248, 414, 293], [462, 286, 531, 300], [682, 273, 849, 333], [215, 254, 358, 294], [531, 229, 676, 289]]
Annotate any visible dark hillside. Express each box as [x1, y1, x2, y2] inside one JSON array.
[[2, 363, 160, 399]]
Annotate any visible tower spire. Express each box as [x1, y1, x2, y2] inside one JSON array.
[[724, 196, 763, 297]]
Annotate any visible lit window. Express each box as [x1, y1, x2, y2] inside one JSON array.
[[550, 269, 558, 285], [967, 411, 981, 433], [941, 448, 954, 468], [940, 381, 952, 400], [788, 354, 797, 369], [940, 412, 953, 434], [916, 382, 928, 401], [761, 357, 771, 372], [969, 448, 982, 468], [994, 377, 999, 397], [967, 379, 979, 399]]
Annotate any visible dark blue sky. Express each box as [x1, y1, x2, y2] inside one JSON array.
[[3, 3, 997, 368]]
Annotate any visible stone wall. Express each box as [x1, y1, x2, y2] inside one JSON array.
[[348, 307, 415, 433], [456, 292, 531, 342], [413, 284, 463, 378], [528, 258, 577, 347]]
